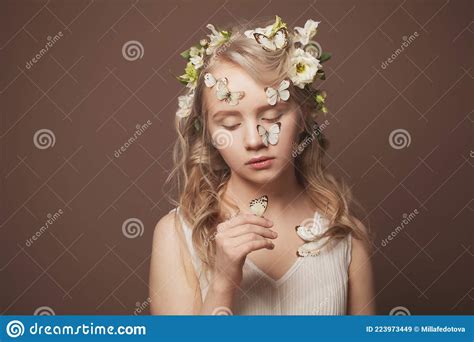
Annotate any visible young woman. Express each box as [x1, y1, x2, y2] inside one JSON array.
[[149, 16, 375, 315]]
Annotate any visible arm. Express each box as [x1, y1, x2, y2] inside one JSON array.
[[149, 211, 237, 315], [347, 219, 377, 315]]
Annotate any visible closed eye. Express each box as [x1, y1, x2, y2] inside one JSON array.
[[262, 113, 283, 122], [222, 123, 241, 130]]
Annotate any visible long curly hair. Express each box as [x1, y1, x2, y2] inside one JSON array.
[[165, 17, 372, 282]]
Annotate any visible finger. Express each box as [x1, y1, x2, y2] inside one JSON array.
[[226, 224, 277, 239], [235, 239, 275, 256], [218, 213, 273, 232], [231, 233, 265, 247]]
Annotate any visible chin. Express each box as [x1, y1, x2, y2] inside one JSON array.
[[245, 170, 281, 184]]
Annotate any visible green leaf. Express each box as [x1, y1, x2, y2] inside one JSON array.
[[271, 15, 288, 35], [316, 69, 326, 80], [315, 94, 325, 104], [319, 52, 332, 63], [221, 30, 231, 39], [176, 75, 189, 85], [180, 49, 190, 59]]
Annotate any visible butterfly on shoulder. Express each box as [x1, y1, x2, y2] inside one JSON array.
[[265, 79, 290, 106], [296, 241, 323, 257], [249, 195, 268, 217], [253, 28, 289, 52], [257, 122, 281, 147], [295, 211, 325, 242]]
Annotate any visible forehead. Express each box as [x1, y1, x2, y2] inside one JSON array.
[[204, 61, 268, 115]]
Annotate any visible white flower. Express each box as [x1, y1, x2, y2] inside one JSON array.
[[190, 54, 204, 69], [205, 24, 230, 55], [294, 19, 320, 45], [176, 93, 194, 118], [288, 48, 321, 89]]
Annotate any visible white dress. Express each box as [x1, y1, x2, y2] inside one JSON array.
[[170, 207, 352, 315]]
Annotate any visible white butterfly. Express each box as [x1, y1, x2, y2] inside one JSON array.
[[295, 211, 328, 257], [257, 122, 281, 147], [204, 72, 217, 88], [249, 195, 268, 217], [295, 212, 325, 242], [215, 77, 245, 106], [265, 79, 290, 106], [297, 239, 328, 257], [253, 28, 289, 52]]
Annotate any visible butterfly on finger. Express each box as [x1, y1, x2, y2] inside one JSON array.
[[249, 195, 268, 217], [257, 122, 281, 147], [265, 79, 290, 106]]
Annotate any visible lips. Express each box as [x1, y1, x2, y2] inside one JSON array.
[[246, 156, 275, 165]]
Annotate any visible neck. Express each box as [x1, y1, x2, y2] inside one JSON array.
[[223, 166, 307, 215]]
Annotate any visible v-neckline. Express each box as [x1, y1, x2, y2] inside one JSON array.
[[245, 256, 305, 287]]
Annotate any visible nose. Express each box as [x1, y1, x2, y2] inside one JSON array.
[[243, 119, 266, 151]]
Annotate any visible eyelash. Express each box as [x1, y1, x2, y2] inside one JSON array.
[[264, 113, 284, 122], [222, 124, 240, 130], [221, 114, 283, 130]]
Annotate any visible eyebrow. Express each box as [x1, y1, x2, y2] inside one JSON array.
[[211, 103, 290, 119]]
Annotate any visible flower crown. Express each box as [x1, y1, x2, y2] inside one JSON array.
[[176, 16, 331, 120]]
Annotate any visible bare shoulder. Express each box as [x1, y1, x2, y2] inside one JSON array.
[[349, 217, 371, 261], [153, 210, 179, 244], [151, 209, 186, 263], [149, 209, 201, 314]]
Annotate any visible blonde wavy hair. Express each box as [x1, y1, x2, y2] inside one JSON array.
[[165, 18, 372, 282]]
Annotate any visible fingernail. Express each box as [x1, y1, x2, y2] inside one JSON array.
[[273, 231, 278, 237]]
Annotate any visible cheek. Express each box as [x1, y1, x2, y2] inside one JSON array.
[[211, 132, 243, 164], [278, 117, 301, 146], [209, 125, 236, 150]]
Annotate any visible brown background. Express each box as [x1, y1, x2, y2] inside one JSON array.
[[0, 0, 472, 315]]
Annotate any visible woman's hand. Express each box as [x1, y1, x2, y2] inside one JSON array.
[[211, 213, 277, 292]]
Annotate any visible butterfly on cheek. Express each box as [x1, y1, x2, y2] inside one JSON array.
[[257, 122, 281, 147]]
